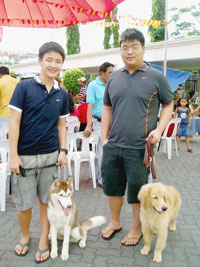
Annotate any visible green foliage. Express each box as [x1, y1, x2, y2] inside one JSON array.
[[170, 4, 200, 38], [183, 68, 198, 72], [66, 25, 80, 55], [112, 8, 120, 48], [104, 16, 112, 49], [10, 71, 17, 78], [103, 7, 120, 49], [148, 0, 165, 42], [62, 69, 85, 95]]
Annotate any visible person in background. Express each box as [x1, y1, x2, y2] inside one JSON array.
[[84, 62, 114, 187], [68, 92, 80, 119], [175, 84, 186, 99], [0, 66, 18, 140], [101, 28, 173, 245], [174, 97, 193, 152], [76, 77, 87, 104], [9, 42, 68, 263], [78, 100, 88, 131]]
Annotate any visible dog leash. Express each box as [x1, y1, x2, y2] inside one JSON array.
[[143, 135, 156, 179], [9, 162, 63, 195]]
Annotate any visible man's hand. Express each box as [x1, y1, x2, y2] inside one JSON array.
[[10, 155, 23, 174], [83, 125, 92, 137], [147, 129, 162, 144], [102, 138, 108, 147], [57, 152, 67, 168]]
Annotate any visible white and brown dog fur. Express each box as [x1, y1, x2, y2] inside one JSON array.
[[47, 176, 106, 261], [138, 183, 181, 263]]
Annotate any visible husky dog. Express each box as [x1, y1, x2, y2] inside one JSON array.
[[47, 177, 106, 261]]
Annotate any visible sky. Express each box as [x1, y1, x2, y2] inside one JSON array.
[[0, 0, 199, 54]]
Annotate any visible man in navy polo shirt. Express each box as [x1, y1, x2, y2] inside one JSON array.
[[8, 42, 68, 263]]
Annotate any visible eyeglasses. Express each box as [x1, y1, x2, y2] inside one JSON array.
[[121, 46, 140, 53]]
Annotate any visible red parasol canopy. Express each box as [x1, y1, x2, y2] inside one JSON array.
[[0, 0, 125, 28]]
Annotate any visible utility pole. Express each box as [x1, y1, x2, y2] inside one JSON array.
[[163, 0, 168, 76]]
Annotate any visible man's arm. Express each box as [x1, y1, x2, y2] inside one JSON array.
[[148, 101, 173, 144], [76, 94, 86, 100], [83, 103, 93, 137], [57, 117, 67, 168], [9, 109, 23, 174], [101, 104, 112, 146]]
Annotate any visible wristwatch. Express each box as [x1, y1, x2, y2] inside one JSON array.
[[59, 148, 68, 154]]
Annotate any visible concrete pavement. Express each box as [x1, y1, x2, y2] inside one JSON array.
[[0, 137, 200, 267]]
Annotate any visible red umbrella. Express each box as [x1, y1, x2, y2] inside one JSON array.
[[0, 0, 125, 28]]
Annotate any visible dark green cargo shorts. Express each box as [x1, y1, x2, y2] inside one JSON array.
[[101, 142, 149, 204]]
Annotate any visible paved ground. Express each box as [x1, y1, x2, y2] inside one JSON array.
[[1, 137, 200, 267]]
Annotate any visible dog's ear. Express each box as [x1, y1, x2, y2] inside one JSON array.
[[138, 184, 152, 209], [53, 177, 60, 188], [67, 176, 73, 190]]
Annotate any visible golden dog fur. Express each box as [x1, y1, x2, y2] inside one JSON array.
[[138, 183, 181, 263]]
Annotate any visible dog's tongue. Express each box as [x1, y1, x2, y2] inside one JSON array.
[[63, 207, 69, 216]]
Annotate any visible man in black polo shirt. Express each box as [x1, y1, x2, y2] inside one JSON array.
[[9, 42, 68, 263], [101, 28, 173, 245]]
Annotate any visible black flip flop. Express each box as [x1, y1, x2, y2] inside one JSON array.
[[35, 248, 50, 264], [101, 227, 122, 241], [121, 233, 143, 246], [15, 239, 31, 257]]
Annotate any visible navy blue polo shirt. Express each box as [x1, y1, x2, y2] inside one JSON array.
[[9, 77, 69, 155]]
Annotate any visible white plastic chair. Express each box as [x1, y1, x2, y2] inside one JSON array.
[[68, 132, 99, 191], [66, 116, 80, 133], [161, 118, 181, 159], [66, 132, 78, 176], [0, 140, 10, 211]]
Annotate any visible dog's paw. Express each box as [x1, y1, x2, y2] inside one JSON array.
[[79, 240, 86, 248], [140, 246, 150, 255], [50, 250, 58, 259], [153, 252, 162, 263], [61, 252, 69, 261], [169, 225, 176, 232]]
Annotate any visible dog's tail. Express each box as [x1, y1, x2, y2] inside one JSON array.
[[81, 216, 106, 231]]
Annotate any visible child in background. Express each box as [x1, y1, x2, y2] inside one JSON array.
[[68, 93, 80, 119], [174, 97, 192, 152], [77, 101, 88, 131]]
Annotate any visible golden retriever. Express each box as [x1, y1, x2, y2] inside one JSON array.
[[138, 183, 181, 263]]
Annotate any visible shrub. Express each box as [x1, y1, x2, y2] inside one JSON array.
[[62, 68, 85, 95]]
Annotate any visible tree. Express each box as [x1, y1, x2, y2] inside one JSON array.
[[66, 25, 80, 55], [170, 4, 200, 38], [103, 16, 112, 49], [112, 8, 120, 48], [148, 0, 165, 42], [62, 69, 85, 95], [103, 7, 120, 49]]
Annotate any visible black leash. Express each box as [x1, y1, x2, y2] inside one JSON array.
[[19, 162, 61, 177], [9, 162, 62, 195]]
